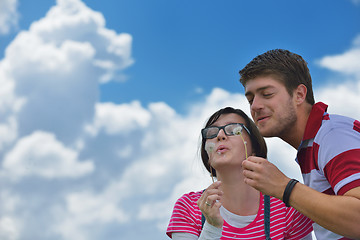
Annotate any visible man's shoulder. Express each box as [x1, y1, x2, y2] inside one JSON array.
[[317, 113, 358, 137]]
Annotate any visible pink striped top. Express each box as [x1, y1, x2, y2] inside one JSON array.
[[167, 191, 313, 239]]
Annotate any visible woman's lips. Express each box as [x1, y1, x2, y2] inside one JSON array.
[[216, 145, 228, 153]]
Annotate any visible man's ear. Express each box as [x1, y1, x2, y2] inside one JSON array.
[[294, 84, 307, 105]]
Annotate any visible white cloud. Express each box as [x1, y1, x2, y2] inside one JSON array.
[[0, 217, 20, 240], [265, 138, 301, 181], [0, 61, 24, 150], [29, 0, 133, 83], [53, 99, 214, 237], [0, 191, 21, 213], [0, 62, 24, 115], [53, 190, 128, 240], [0, 191, 22, 240], [0, 0, 133, 145], [2, 131, 94, 181], [85, 101, 151, 136], [316, 80, 360, 119], [0, 0, 135, 235], [317, 34, 360, 77], [0, 116, 17, 151], [0, 0, 19, 35], [316, 34, 360, 119]]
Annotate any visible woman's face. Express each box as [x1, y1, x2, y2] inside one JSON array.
[[204, 113, 252, 170]]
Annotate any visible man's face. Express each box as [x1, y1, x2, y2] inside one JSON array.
[[244, 76, 297, 138]]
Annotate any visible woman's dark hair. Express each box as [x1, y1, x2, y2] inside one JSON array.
[[200, 107, 267, 177]]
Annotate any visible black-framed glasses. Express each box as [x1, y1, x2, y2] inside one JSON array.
[[201, 123, 250, 139]]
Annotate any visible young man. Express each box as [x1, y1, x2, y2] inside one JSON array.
[[239, 49, 360, 240]]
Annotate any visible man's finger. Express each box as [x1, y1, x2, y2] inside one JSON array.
[[242, 159, 257, 171]]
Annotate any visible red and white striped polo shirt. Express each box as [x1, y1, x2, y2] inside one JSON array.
[[296, 102, 360, 240]]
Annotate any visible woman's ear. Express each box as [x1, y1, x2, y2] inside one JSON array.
[[294, 84, 307, 105]]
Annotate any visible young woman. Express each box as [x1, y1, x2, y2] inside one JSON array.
[[167, 107, 313, 240]]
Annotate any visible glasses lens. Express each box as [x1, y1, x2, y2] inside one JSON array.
[[204, 127, 219, 139], [225, 123, 242, 135]]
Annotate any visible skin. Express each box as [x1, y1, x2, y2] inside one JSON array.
[[244, 75, 308, 147], [196, 113, 259, 229], [242, 75, 360, 239]]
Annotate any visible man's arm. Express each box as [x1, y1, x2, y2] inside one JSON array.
[[290, 184, 360, 239], [242, 156, 360, 239]]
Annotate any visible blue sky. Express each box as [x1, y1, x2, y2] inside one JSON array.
[[0, 0, 359, 239]]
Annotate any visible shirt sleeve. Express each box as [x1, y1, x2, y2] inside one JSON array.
[[167, 192, 202, 238], [317, 119, 360, 195]]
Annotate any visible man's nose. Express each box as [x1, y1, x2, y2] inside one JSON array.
[[250, 95, 263, 112]]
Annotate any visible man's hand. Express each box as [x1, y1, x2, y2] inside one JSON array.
[[242, 156, 290, 200]]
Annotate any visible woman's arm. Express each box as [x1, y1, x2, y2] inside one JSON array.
[[198, 221, 222, 240], [171, 232, 198, 240], [171, 221, 222, 240]]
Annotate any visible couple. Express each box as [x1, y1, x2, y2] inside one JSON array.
[[167, 49, 360, 240]]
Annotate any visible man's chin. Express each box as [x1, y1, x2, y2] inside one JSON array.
[[258, 128, 276, 138]]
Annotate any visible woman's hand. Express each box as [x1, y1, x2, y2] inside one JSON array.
[[197, 181, 224, 228]]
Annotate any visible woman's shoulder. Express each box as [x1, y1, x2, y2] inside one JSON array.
[[176, 190, 203, 204], [267, 195, 288, 213], [172, 191, 203, 217]]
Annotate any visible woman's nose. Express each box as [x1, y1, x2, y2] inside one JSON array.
[[217, 129, 227, 141]]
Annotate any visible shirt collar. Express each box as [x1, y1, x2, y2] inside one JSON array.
[[302, 102, 328, 141]]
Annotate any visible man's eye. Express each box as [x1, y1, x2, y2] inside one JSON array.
[[263, 93, 273, 97], [246, 96, 253, 104]]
